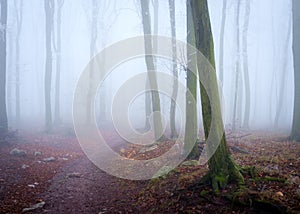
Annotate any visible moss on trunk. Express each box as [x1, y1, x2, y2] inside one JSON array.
[[190, 0, 244, 191]]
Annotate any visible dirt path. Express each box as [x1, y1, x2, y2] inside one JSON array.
[[37, 156, 145, 213]]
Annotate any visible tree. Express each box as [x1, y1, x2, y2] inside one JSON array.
[[0, 0, 8, 133], [140, 0, 164, 141], [218, 0, 227, 87], [190, 0, 244, 191], [44, 0, 54, 132], [232, 0, 242, 131], [184, 0, 199, 159], [168, 0, 178, 138], [54, 0, 64, 124], [242, 0, 251, 128], [291, 0, 300, 141], [274, 9, 292, 128], [14, 0, 23, 125]]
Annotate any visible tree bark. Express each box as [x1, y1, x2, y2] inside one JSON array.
[[291, 0, 300, 141], [184, 0, 198, 159], [0, 0, 8, 133], [190, 0, 244, 191]]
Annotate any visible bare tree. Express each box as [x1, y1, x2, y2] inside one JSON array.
[[140, 0, 164, 141], [54, 0, 64, 124], [291, 0, 300, 141], [0, 0, 8, 133], [218, 0, 227, 87], [168, 0, 178, 138], [190, 0, 244, 191], [14, 0, 23, 125], [232, 0, 241, 131], [242, 0, 251, 128], [44, 0, 54, 132], [184, 0, 198, 159], [274, 7, 292, 128]]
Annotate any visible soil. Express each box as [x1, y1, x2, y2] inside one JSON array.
[[0, 130, 299, 214]]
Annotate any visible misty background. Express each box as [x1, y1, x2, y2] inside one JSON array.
[[5, 0, 293, 133]]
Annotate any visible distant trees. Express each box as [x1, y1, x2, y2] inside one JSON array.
[[0, 0, 8, 133], [242, 0, 251, 128], [44, 0, 54, 132], [190, 0, 244, 191], [232, 0, 242, 131], [218, 0, 227, 87], [168, 0, 178, 139], [291, 0, 300, 141], [14, 0, 23, 125], [140, 0, 164, 141], [54, 0, 64, 124]]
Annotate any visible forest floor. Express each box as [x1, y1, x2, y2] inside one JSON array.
[[0, 130, 299, 214]]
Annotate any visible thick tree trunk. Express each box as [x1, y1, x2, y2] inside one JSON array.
[[190, 0, 244, 191], [0, 0, 8, 133], [54, 0, 64, 124], [291, 0, 300, 141], [184, 0, 198, 159], [140, 0, 164, 141], [44, 0, 54, 132], [168, 0, 178, 139], [242, 0, 251, 128]]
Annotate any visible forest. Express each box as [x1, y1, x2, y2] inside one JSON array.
[[0, 0, 299, 213]]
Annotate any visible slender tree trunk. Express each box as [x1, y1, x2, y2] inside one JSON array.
[[44, 0, 54, 132], [7, 27, 12, 122], [184, 0, 198, 159], [291, 0, 300, 141], [232, 0, 241, 131], [274, 12, 292, 128], [0, 0, 8, 133], [54, 0, 64, 124], [86, 0, 99, 124], [218, 0, 227, 87], [168, 0, 178, 138], [190, 0, 244, 191], [140, 0, 164, 141], [15, 0, 23, 126], [242, 0, 251, 128]]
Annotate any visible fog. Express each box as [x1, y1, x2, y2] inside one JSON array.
[[5, 0, 293, 133]]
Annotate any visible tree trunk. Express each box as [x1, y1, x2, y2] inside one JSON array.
[[168, 0, 178, 139], [232, 0, 241, 131], [218, 0, 227, 87], [291, 0, 300, 141], [140, 0, 164, 141], [184, 0, 198, 159], [190, 0, 244, 191], [44, 0, 54, 132], [7, 22, 12, 122], [242, 0, 251, 128], [274, 11, 292, 128], [54, 0, 64, 124], [86, 0, 99, 124], [0, 0, 8, 133], [15, 0, 23, 126]]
